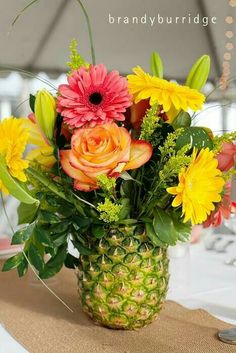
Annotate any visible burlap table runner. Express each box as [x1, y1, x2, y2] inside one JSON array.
[[0, 264, 235, 353]]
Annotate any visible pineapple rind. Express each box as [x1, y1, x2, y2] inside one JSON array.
[[77, 228, 169, 330]]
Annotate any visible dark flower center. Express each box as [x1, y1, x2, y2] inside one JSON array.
[[89, 92, 103, 105]]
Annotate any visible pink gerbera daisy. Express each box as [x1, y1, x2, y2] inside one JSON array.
[[57, 64, 132, 128]]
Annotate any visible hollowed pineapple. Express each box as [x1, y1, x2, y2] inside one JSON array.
[[77, 227, 169, 330]]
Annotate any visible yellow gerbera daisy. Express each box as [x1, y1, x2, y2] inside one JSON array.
[[0, 117, 29, 193], [167, 148, 225, 225], [127, 66, 205, 113]]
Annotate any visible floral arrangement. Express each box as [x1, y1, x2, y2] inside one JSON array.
[[1, 38, 236, 328]]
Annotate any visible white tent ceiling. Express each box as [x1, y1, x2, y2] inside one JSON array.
[[0, 0, 235, 83]]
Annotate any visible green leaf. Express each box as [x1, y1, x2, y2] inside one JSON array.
[[91, 224, 105, 239], [39, 245, 67, 279], [72, 240, 92, 255], [0, 155, 39, 205], [17, 256, 28, 277], [28, 243, 44, 272], [51, 233, 68, 247], [39, 263, 63, 279], [119, 198, 131, 220], [150, 52, 164, 78], [171, 212, 191, 242], [64, 253, 79, 269], [11, 223, 35, 245], [34, 226, 54, 247], [145, 223, 165, 247], [71, 217, 91, 230], [2, 253, 24, 272], [17, 202, 39, 225], [172, 111, 191, 130], [48, 221, 69, 235], [29, 94, 36, 112], [117, 219, 138, 225], [120, 172, 141, 185], [176, 127, 213, 151], [39, 210, 61, 224], [153, 208, 178, 246]]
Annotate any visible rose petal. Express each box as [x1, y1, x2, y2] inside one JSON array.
[[123, 140, 153, 171]]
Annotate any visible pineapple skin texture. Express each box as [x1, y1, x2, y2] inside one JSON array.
[[77, 227, 169, 330]]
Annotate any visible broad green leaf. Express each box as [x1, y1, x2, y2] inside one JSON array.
[[39, 245, 67, 278], [150, 52, 164, 78], [44, 245, 67, 267], [172, 111, 191, 130], [11, 223, 35, 245], [72, 240, 92, 255], [51, 233, 67, 247], [0, 155, 39, 205], [38, 210, 61, 224], [171, 212, 191, 242], [176, 127, 213, 151], [145, 223, 165, 247], [91, 225, 105, 239], [34, 226, 54, 247], [117, 219, 138, 225], [17, 202, 39, 225], [49, 221, 69, 235], [2, 253, 24, 272], [28, 243, 44, 272], [64, 253, 79, 269], [153, 208, 178, 246], [39, 263, 63, 279], [17, 256, 28, 277], [119, 198, 131, 220]]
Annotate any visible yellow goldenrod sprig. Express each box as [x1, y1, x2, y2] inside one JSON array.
[[97, 198, 122, 223], [67, 39, 89, 74]]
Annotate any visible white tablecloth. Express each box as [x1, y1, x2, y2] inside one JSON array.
[[1, 237, 236, 352], [168, 235, 236, 325]]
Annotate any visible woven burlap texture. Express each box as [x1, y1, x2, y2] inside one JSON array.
[[0, 265, 235, 353]]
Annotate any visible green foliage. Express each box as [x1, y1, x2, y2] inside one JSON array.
[[153, 208, 178, 246], [171, 111, 191, 130], [175, 127, 213, 151], [11, 223, 35, 245], [67, 39, 89, 74], [17, 202, 39, 225], [159, 129, 184, 158], [97, 199, 122, 223], [140, 104, 160, 145], [159, 145, 192, 187], [0, 155, 39, 206], [150, 52, 164, 78], [97, 174, 116, 197], [2, 253, 24, 272], [212, 132, 236, 153]]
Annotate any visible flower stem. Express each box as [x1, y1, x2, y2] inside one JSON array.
[[75, 0, 96, 65]]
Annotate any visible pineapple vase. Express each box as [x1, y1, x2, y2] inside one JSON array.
[[77, 226, 169, 330]]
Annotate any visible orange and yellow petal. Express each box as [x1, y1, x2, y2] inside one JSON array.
[[123, 140, 153, 171]]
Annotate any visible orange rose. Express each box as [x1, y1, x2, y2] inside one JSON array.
[[60, 122, 152, 191]]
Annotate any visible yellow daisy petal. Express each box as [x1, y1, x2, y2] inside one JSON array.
[[127, 66, 205, 114], [167, 148, 225, 226]]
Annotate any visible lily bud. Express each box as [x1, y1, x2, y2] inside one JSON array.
[[150, 52, 164, 78], [186, 55, 211, 91], [35, 90, 57, 143]]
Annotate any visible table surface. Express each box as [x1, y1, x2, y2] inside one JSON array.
[[168, 235, 236, 325], [1, 237, 236, 352]]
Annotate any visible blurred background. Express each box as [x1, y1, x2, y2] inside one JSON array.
[[0, 0, 235, 234]]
